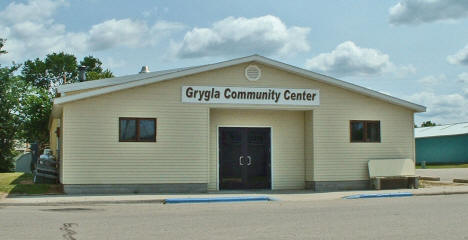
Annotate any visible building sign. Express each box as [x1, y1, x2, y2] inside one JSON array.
[[182, 86, 319, 106]]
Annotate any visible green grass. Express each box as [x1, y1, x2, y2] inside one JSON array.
[[416, 164, 468, 169], [0, 173, 51, 195]]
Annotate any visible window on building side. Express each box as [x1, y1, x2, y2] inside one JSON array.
[[119, 118, 156, 142], [350, 120, 380, 142]]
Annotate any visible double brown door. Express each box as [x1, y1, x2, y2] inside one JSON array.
[[219, 127, 271, 190]]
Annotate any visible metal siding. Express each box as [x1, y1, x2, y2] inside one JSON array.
[[416, 134, 468, 164]]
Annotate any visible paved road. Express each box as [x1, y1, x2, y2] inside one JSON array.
[[1, 195, 468, 240], [417, 168, 468, 181]]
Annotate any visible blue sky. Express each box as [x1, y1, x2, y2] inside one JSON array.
[[1, 0, 468, 125]]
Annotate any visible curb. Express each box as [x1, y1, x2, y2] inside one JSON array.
[[344, 192, 413, 199], [0, 199, 165, 206], [419, 176, 440, 181], [345, 190, 468, 199], [164, 196, 273, 204], [413, 191, 468, 196], [453, 179, 468, 183], [3, 190, 468, 206]]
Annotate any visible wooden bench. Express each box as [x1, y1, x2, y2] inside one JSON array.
[[368, 159, 419, 190]]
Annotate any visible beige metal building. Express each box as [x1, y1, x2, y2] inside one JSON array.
[[49, 55, 425, 194]]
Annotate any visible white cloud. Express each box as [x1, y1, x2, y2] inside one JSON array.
[[417, 74, 446, 86], [408, 91, 468, 124], [171, 15, 310, 58], [87, 19, 151, 50], [102, 56, 126, 70], [1, 0, 66, 24], [395, 64, 417, 78], [0, 0, 69, 62], [81, 19, 184, 52], [389, 0, 468, 25], [458, 72, 468, 83], [142, 6, 158, 18], [304, 41, 413, 77], [151, 20, 185, 35], [463, 88, 468, 97], [0, 0, 183, 64], [447, 44, 468, 65], [86, 19, 184, 51]]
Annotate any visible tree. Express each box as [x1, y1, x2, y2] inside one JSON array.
[[420, 121, 437, 127], [0, 38, 7, 55], [0, 66, 21, 172], [17, 88, 52, 145], [19, 52, 78, 147], [80, 56, 114, 80], [86, 69, 114, 80], [0, 39, 21, 171], [22, 52, 78, 92], [80, 56, 103, 73], [22, 54, 115, 91]]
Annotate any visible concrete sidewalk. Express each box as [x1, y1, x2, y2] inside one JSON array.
[[2, 185, 468, 206], [417, 168, 468, 182]]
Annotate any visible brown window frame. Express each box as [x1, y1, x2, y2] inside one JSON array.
[[119, 117, 157, 142], [350, 120, 381, 143]]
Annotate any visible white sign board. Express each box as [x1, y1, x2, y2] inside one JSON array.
[[182, 86, 319, 106]]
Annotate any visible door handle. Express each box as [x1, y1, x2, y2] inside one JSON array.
[[239, 156, 244, 166], [247, 156, 252, 166]]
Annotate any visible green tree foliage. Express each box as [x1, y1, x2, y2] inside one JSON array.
[[0, 39, 21, 171], [86, 69, 114, 80], [0, 38, 7, 55], [80, 56, 103, 73], [17, 88, 52, 145], [22, 52, 78, 91], [420, 121, 437, 127], [80, 56, 114, 80]]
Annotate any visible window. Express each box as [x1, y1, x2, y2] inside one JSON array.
[[350, 120, 380, 142], [119, 118, 156, 142]]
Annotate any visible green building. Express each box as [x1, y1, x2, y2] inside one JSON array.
[[415, 122, 468, 164]]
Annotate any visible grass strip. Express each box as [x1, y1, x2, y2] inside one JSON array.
[[0, 173, 51, 195]]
